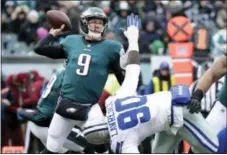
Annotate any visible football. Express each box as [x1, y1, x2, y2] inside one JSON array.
[[47, 10, 72, 31]]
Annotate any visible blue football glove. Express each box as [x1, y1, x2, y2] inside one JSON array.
[[127, 13, 141, 28], [123, 14, 141, 45], [119, 14, 142, 69]]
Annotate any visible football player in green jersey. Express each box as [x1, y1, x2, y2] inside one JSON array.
[[34, 7, 138, 153], [19, 69, 89, 153], [152, 53, 227, 153], [191, 53, 227, 153]]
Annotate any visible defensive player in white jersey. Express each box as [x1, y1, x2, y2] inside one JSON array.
[[83, 14, 220, 154], [83, 14, 226, 154]]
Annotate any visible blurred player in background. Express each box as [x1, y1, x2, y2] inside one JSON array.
[[19, 69, 89, 153], [190, 53, 227, 152], [34, 7, 126, 153], [190, 61, 224, 118], [152, 53, 227, 153]]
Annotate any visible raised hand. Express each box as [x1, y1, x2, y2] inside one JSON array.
[[123, 14, 141, 44]]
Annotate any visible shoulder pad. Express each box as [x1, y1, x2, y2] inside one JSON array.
[[170, 85, 190, 106]]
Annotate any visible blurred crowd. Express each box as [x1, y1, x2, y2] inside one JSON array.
[[2, 0, 227, 56], [1, 70, 47, 152]]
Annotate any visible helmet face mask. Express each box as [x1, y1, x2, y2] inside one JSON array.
[[80, 7, 108, 40], [87, 18, 105, 33]]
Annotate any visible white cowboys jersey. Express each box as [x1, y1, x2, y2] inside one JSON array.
[[105, 91, 185, 153]]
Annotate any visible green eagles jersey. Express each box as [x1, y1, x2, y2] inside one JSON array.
[[60, 35, 123, 103], [37, 70, 65, 117], [217, 53, 227, 106]]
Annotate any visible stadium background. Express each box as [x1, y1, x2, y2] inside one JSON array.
[[1, 0, 226, 153]]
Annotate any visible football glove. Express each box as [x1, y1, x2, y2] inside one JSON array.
[[187, 89, 203, 113], [123, 14, 141, 51]]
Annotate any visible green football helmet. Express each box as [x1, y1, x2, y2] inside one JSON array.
[[80, 7, 108, 40]]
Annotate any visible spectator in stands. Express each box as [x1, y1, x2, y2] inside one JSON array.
[[143, 0, 158, 14], [2, 2, 15, 32], [66, 6, 81, 34], [37, 27, 48, 40], [21, 70, 45, 109], [150, 40, 165, 55], [99, 1, 111, 16], [18, 10, 40, 45], [127, 0, 139, 15], [1, 0, 226, 58], [35, 1, 59, 12], [1, 74, 14, 149], [139, 15, 162, 54], [212, 26, 227, 57], [168, 0, 185, 16], [4, 74, 26, 146], [105, 30, 116, 40], [144, 62, 175, 94], [216, 8, 227, 29], [109, 1, 130, 47], [11, 5, 29, 34]]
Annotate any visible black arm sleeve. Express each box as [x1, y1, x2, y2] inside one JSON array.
[[34, 34, 66, 59], [111, 59, 125, 85]]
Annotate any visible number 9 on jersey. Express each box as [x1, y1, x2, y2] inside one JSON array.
[[76, 54, 91, 76]]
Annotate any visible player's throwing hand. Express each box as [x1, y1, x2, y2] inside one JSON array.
[[49, 24, 65, 37]]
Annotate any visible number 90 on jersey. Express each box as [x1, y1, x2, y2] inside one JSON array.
[[115, 96, 151, 130]]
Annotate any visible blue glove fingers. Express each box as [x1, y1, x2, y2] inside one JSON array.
[[134, 15, 138, 27], [132, 14, 136, 26], [127, 13, 141, 28], [130, 13, 135, 26], [133, 14, 138, 27], [135, 15, 141, 28], [127, 15, 130, 27], [136, 16, 141, 29]]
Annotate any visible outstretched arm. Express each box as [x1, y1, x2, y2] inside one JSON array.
[[188, 55, 227, 113], [120, 14, 141, 69], [195, 55, 227, 93], [116, 14, 141, 98], [34, 25, 66, 59]]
